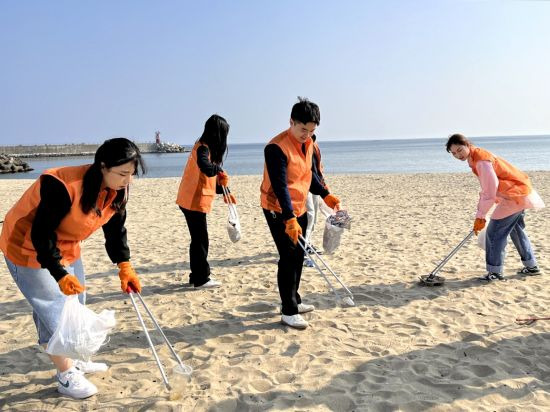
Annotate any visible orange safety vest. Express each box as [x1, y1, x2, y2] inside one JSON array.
[[176, 142, 217, 213], [260, 129, 313, 216], [0, 165, 118, 268], [469, 145, 532, 200]]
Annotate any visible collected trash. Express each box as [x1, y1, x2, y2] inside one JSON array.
[[46, 295, 116, 361], [323, 209, 352, 254]]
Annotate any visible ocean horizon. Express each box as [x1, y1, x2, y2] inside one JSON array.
[[1, 135, 549, 180]]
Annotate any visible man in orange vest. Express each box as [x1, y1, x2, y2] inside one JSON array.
[[261, 98, 341, 329], [446, 134, 543, 281]]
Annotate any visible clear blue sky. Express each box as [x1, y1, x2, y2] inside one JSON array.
[[1, 1, 549, 145]]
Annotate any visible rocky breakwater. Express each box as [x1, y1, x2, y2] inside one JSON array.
[[0, 153, 33, 174], [155, 142, 186, 153]]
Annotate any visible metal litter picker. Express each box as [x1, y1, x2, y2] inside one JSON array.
[[419, 230, 475, 286], [298, 235, 355, 306], [126, 286, 192, 390]]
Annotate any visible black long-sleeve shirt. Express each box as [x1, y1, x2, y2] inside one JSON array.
[[30, 175, 130, 281], [264, 143, 329, 220], [196, 145, 227, 195]]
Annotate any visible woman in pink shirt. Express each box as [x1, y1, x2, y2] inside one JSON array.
[[446, 134, 544, 282]]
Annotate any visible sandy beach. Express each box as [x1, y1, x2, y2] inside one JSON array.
[[0, 172, 549, 411]]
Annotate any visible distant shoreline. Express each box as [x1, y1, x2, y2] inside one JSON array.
[[0, 142, 190, 158]]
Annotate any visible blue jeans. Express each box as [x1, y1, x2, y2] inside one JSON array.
[[485, 210, 537, 274], [4, 256, 86, 345]]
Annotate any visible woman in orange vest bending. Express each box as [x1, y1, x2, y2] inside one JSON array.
[[446, 134, 544, 281], [176, 114, 235, 288], [261, 98, 341, 329], [0, 138, 145, 399]]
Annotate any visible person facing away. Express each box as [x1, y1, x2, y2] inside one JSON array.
[[176, 114, 236, 288], [446, 133, 544, 282], [303, 133, 330, 267], [0, 138, 145, 399], [260, 97, 341, 330]]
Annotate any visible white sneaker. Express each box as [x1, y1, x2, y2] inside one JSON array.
[[281, 314, 309, 329], [73, 359, 109, 374], [194, 278, 221, 289], [297, 303, 315, 313], [57, 367, 98, 399]]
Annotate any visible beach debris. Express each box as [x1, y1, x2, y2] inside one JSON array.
[[298, 234, 355, 307], [418, 230, 475, 287], [515, 317, 550, 325]]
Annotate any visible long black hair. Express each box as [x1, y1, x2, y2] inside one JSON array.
[[198, 114, 229, 165], [81, 138, 146, 215]]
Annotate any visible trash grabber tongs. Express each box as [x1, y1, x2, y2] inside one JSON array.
[[126, 286, 192, 390], [419, 230, 475, 286], [298, 235, 355, 306]]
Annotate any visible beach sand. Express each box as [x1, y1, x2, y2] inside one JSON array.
[[0, 172, 549, 411]]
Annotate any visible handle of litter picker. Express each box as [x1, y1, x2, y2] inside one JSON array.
[[126, 288, 171, 389], [299, 235, 353, 299], [427, 230, 475, 280], [133, 292, 193, 375]]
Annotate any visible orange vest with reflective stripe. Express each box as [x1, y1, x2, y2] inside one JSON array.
[[260, 130, 313, 216], [469, 146, 532, 199], [0, 165, 118, 268], [176, 142, 217, 213]]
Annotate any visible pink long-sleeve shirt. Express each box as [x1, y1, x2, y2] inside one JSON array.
[[473, 160, 537, 220]]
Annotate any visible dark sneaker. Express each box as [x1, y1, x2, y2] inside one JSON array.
[[479, 272, 506, 282], [303, 258, 314, 267], [306, 245, 322, 255], [517, 266, 541, 276]]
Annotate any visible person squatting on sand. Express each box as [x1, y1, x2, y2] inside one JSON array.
[[176, 114, 236, 288], [261, 98, 341, 329], [303, 133, 330, 267], [446, 133, 544, 282], [0, 138, 145, 399]]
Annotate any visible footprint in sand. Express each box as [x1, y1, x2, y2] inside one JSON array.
[[250, 379, 273, 392], [469, 364, 496, 377], [274, 371, 295, 384]]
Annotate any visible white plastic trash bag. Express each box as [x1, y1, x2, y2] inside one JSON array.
[[322, 210, 352, 254], [46, 295, 116, 361], [477, 227, 487, 250], [226, 202, 241, 243]]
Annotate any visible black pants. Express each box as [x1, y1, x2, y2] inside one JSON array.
[[263, 209, 308, 316], [181, 207, 211, 287]]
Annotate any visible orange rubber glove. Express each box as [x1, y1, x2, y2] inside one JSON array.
[[223, 193, 237, 204], [285, 217, 302, 245], [323, 194, 341, 211], [118, 262, 142, 293], [217, 171, 229, 187], [58, 274, 85, 295], [473, 218, 486, 235]]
